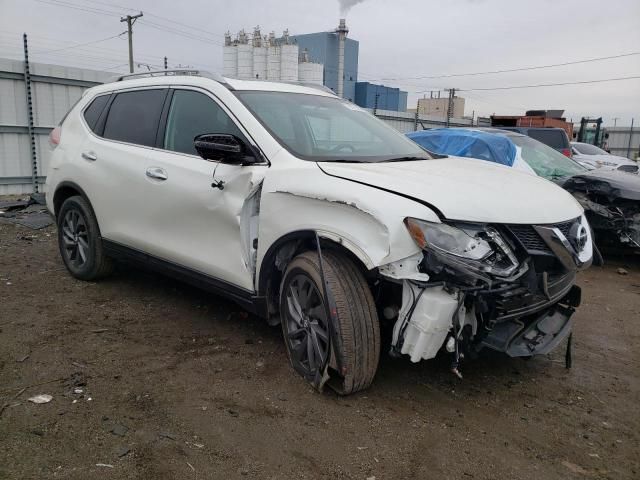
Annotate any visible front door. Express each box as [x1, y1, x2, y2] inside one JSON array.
[[134, 87, 267, 292]]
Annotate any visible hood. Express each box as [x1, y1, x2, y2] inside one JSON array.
[[318, 157, 583, 224], [574, 153, 636, 165], [563, 169, 640, 201]]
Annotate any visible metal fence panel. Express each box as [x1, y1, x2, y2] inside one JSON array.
[[606, 127, 639, 160], [0, 57, 108, 194], [0, 77, 28, 125]]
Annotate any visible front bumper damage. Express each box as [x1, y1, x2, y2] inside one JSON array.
[[381, 218, 590, 367]]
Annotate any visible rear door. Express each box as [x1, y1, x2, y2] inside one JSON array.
[[80, 87, 168, 248]]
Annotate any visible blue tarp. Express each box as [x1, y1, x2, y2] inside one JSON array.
[[406, 129, 517, 167]]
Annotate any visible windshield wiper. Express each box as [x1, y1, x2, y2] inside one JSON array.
[[380, 156, 428, 163], [319, 159, 368, 163]]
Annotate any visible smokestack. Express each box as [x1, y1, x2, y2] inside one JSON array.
[[336, 18, 348, 98]]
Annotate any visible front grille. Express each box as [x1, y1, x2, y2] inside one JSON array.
[[493, 271, 576, 321], [618, 165, 638, 173], [507, 219, 578, 254]]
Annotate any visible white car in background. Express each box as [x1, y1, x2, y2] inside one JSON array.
[[571, 142, 638, 173]]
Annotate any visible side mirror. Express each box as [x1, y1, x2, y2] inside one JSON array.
[[194, 134, 257, 164]]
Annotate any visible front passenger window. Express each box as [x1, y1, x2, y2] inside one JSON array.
[[164, 90, 244, 156]]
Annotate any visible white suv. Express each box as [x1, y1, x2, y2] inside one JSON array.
[[46, 71, 593, 394]]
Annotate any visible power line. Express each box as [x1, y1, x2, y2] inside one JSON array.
[[35, 0, 122, 17], [0, 30, 165, 61], [137, 20, 224, 47], [33, 0, 224, 46], [447, 75, 640, 93], [367, 51, 640, 82], [32, 33, 125, 54], [33, 0, 224, 47], [83, 0, 226, 39]]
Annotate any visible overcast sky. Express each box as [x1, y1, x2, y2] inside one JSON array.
[[1, 0, 639, 125]]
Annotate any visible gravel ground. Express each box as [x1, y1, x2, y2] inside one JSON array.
[[0, 217, 638, 480]]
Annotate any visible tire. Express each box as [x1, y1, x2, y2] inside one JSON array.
[[57, 195, 113, 281], [279, 250, 380, 395]]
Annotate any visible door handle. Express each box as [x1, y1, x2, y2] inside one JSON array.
[[146, 167, 168, 181], [81, 151, 97, 161]]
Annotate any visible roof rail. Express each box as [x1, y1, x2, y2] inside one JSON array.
[[258, 80, 337, 96], [109, 69, 233, 89], [290, 82, 337, 96]]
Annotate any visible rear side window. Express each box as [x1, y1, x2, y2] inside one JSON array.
[[103, 89, 166, 147], [527, 129, 569, 149], [82, 94, 110, 132]]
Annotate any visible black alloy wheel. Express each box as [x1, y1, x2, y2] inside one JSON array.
[[282, 273, 330, 381], [61, 208, 90, 268], [57, 195, 113, 280], [280, 251, 381, 395]]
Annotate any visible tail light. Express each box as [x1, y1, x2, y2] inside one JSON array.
[[49, 126, 61, 148], [561, 148, 572, 158]]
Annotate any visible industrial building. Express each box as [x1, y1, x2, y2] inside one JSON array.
[[417, 94, 466, 119], [223, 27, 323, 85], [290, 19, 359, 101], [355, 82, 408, 112]]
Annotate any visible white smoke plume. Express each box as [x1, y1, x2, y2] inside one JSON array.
[[338, 0, 367, 16]]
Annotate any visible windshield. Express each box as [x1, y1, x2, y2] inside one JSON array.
[[573, 143, 608, 155], [235, 91, 431, 162], [510, 135, 587, 179]]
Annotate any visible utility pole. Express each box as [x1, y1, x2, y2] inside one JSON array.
[[612, 117, 619, 128], [120, 12, 143, 73], [627, 118, 634, 159], [445, 88, 456, 128]]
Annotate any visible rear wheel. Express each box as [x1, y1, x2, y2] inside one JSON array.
[[57, 195, 113, 281], [280, 250, 380, 394]]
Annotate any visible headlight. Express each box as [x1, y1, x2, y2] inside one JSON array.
[[404, 218, 492, 260], [404, 218, 522, 279]]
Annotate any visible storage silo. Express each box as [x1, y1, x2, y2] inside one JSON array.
[[223, 32, 237, 78], [280, 45, 299, 81], [236, 30, 253, 80], [267, 32, 281, 81], [298, 62, 324, 85], [279, 30, 299, 82], [252, 27, 267, 80]]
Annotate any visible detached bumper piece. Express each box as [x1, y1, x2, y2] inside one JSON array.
[[480, 285, 581, 357]]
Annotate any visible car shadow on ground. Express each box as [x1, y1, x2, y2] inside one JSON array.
[[106, 261, 565, 398]]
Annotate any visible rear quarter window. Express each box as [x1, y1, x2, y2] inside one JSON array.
[[82, 94, 110, 132], [527, 129, 569, 149], [103, 89, 167, 147]]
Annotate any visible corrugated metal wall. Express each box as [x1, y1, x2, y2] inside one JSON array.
[[606, 126, 640, 160], [0, 57, 111, 194], [369, 108, 489, 133]]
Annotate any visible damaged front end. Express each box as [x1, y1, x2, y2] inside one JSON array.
[[563, 171, 640, 251], [380, 215, 592, 369]]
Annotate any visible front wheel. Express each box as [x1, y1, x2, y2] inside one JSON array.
[[279, 250, 380, 394]]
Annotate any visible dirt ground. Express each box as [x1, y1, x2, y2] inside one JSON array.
[[1, 217, 639, 480]]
